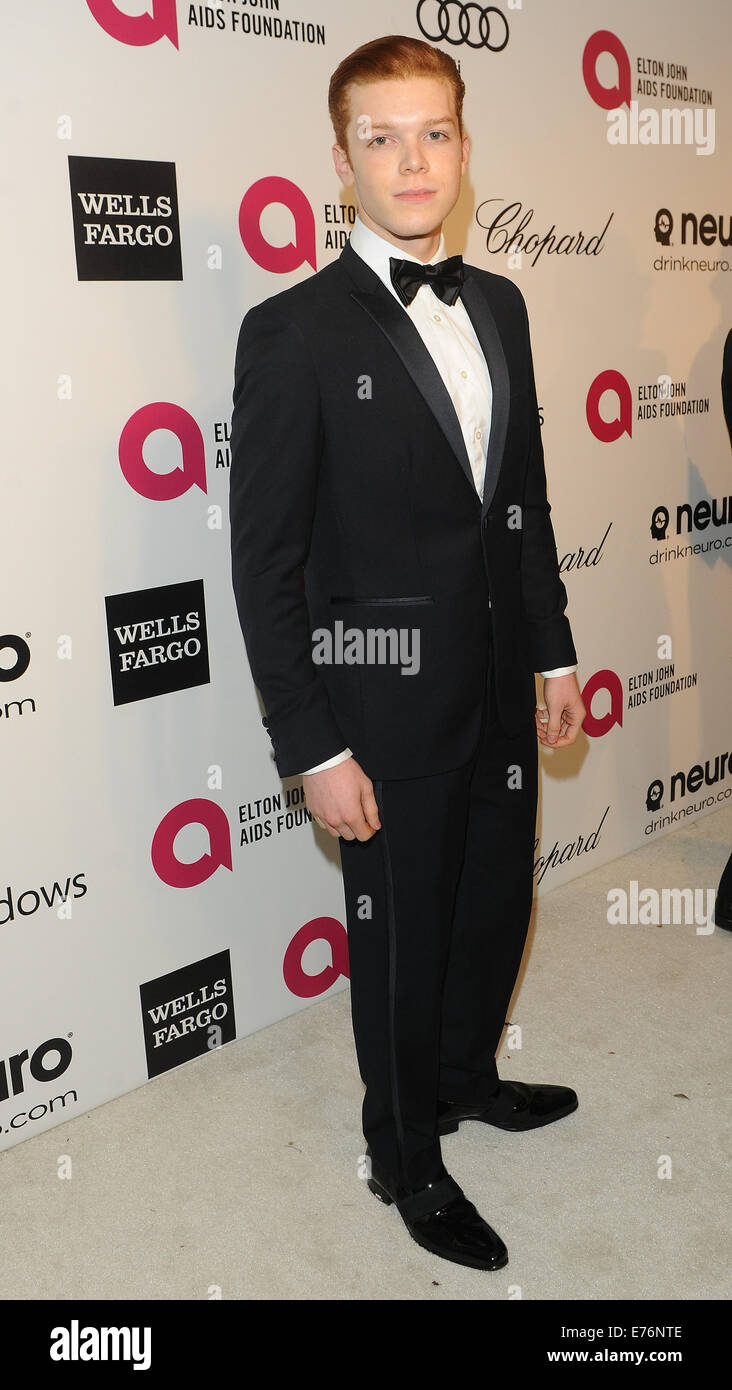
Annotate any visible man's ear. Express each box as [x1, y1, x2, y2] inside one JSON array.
[[332, 142, 354, 188]]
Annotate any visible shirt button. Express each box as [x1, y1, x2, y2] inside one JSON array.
[[433, 313, 441, 322], [460, 370, 468, 379], [475, 428, 482, 441]]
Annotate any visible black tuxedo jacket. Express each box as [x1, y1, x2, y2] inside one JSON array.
[[229, 239, 577, 779]]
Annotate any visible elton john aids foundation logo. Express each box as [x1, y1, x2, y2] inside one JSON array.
[[283, 918, 350, 998], [150, 803, 349, 999], [238, 177, 316, 273], [581, 669, 624, 736], [119, 403, 207, 500], [586, 370, 632, 442], [86, 0, 178, 47], [152, 799, 232, 888], [582, 29, 715, 156], [586, 370, 710, 443]]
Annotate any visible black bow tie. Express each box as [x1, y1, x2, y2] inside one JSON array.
[[389, 254, 465, 308]]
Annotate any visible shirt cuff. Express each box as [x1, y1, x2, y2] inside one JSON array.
[[301, 748, 354, 776], [540, 664, 578, 678]]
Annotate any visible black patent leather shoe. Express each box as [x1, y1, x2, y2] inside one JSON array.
[[438, 1081, 578, 1135], [364, 1145, 508, 1270]]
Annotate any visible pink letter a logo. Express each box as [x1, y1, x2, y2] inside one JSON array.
[[86, 0, 179, 48]]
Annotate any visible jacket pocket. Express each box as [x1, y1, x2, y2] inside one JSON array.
[[329, 595, 435, 606]]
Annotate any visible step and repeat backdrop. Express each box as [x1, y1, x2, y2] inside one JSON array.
[[2, 1, 730, 1150]]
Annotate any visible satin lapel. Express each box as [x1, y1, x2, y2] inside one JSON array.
[[339, 243, 477, 500], [339, 242, 511, 514], [458, 272, 511, 516]]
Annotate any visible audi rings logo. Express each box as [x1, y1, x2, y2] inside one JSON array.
[[416, 0, 509, 51]]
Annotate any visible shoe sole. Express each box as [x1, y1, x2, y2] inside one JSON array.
[[439, 1096, 579, 1135], [366, 1177, 509, 1271]]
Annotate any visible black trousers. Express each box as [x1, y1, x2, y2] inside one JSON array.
[[339, 633, 539, 1191]]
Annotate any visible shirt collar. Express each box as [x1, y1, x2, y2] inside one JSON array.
[[349, 213, 447, 299]]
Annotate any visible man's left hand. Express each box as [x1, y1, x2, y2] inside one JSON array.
[[536, 673, 586, 748]]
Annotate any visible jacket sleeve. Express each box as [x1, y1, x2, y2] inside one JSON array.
[[515, 288, 578, 674], [228, 300, 348, 777]]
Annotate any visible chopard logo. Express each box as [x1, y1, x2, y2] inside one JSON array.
[[476, 199, 613, 267], [416, 1, 509, 51]]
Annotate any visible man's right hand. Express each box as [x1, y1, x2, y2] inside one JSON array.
[[303, 758, 381, 841]]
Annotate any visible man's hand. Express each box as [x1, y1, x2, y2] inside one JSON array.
[[536, 672, 586, 748], [303, 758, 381, 841]]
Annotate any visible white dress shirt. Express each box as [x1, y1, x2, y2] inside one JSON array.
[[301, 215, 577, 775]]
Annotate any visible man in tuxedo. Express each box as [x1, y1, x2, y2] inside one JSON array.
[[229, 34, 586, 1271]]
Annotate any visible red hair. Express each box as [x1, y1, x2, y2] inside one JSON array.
[[328, 34, 465, 158]]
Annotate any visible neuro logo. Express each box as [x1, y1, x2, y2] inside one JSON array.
[[653, 207, 732, 248], [654, 209, 673, 245], [119, 403, 206, 501], [282, 917, 350, 998], [582, 29, 631, 109], [581, 670, 624, 737], [586, 370, 632, 442], [646, 749, 732, 817], [238, 177, 316, 273], [151, 799, 232, 888], [0, 635, 31, 683], [649, 496, 729, 543], [0, 1037, 73, 1103], [651, 506, 670, 540], [85, 0, 178, 48], [646, 779, 664, 812]]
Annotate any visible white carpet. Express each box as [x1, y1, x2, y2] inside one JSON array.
[[2, 802, 729, 1301]]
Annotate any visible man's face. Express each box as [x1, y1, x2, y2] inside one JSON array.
[[332, 76, 469, 253]]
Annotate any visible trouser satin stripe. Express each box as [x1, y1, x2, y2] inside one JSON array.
[[373, 777, 408, 1189]]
